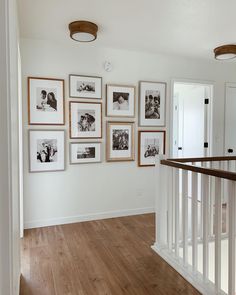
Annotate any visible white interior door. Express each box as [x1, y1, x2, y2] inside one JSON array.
[[173, 82, 212, 158], [225, 83, 236, 156]]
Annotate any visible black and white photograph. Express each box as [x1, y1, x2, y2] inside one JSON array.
[[138, 131, 165, 166], [69, 74, 102, 99], [70, 142, 101, 164], [78, 110, 96, 132], [145, 90, 160, 119], [36, 88, 57, 111], [70, 102, 102, 139], [107, 122, 134, 162], [112, 129, 129, 150], [106, 85, 135, 117], [28, 77, 65, 125], [139, 81, 166, 126], [37, 139, 57, 163], [29, 130, 65, 172]]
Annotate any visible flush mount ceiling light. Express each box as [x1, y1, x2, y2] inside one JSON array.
[[69, 21, 98, 42], [214, 44, 236, 60]]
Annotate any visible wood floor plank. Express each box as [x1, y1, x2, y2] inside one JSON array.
[[20, 214, 201, 295]]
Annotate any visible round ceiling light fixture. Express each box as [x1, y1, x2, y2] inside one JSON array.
[[69, 21, 98, 42], [214, 44, 236, 60]]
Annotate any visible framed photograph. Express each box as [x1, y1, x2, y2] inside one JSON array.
[[69, 74, 102, 99], [69, 102, 102, 139], [106, 84, 135, 117], [29, 130, 65, 172], [70, 142, 101, 164], [139, 81, 166, 126], [138, 131, 166, 167], [106, 121, 135, 162], [28, 77, 65, 125]]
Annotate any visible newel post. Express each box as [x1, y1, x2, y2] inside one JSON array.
[[155, 155, 168, 248]]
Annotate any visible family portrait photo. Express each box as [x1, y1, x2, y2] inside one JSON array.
[[139, 81, 166, 126], [37, 139, 57, 163], [145, 90, 160, 119], [78, 110, 96, 132], [70, 102, 102, 139], [106, 85, 135, 117], [36, 88, 57, 112], [77, 81, 95, 93], [112, 129, 129, 150], [113, 92, 129, 111], [28, 77, 65, 125], [138, 131, 165, 166], [69, 74, 102, 99], [107, 122, 134, 162], [70, 143, 101, 164], [29, 130, 65, 172]]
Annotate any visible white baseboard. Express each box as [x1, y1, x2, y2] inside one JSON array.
[[24, 207, 155, 229], [151, 243, 226, 295]]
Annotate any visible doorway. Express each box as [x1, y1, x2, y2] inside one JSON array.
[[172, 81, 213, 158]]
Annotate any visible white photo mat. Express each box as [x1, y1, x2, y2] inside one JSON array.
[[69, 74, 102, 99], [28, 77, 64, 125], [139, 131, 165, 166], [106, 85, 135, 117], [70, 102, 102, 139], [70, 142, 101, 164], [29, 130, 65, 172], [139, 81, 166, 126]]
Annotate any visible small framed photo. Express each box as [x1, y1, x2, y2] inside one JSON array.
[[139, 81, 166, 126], [69, 74, 102, 99], [28, 77, 65, 125], [138, 131, 166, 167], [106, 121, 135, 162], [70, 142, 101, 164], [69, 102, 102, 139], [106, 84, 135, 117], [29, 130, 65, 172]]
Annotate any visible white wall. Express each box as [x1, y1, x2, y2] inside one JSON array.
[[21, 38, 236, 229], [0, 0, 21, 294]]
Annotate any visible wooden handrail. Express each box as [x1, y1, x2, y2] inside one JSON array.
[[169, 156, 236, 163], [161, 159, 236, 181]]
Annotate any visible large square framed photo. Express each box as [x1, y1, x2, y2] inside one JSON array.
[[106, 84, 135, 117], [69, 102, 102, 139], [139, 81, 166, 126], [28, 77, 65, 125], [69, 74, 102, 99], [29, 130, 65, 172], [138, 131, 165, 167], [106, 121, 135, 162], [70, 142, 101, 164]]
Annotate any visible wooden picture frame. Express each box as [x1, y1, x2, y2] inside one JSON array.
[[106, 121, 135, 162], [139, 81, 166, 127], [28, 129, 65, 173], [70, 142, 102, 164], [69, 74, 102, 99], [28, 77, 65, 125], [69, 101, 102, 139], [138, 130, 166, 167], [106, 84, 135, 117]]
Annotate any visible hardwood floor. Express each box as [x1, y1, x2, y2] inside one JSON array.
[[20, 214, 200, 295]]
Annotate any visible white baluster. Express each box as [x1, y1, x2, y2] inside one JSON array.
[[182, 169, 188, 265], [228, 180, 236, 295], [175, 168, 180, 257], [192, 171, 198, 272], [215, 177, 222, 292], [202, 174, 210, 281], [167, 167, 173, 250]]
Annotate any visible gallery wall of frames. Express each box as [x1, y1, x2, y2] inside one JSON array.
[[28, 75, 166, 172]]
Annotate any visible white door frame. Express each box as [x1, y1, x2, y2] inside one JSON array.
[[170, 78, 214, 158]]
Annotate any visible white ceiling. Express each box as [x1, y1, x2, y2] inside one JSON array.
[[18, 0, 236, 60]]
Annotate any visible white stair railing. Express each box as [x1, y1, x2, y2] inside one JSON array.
[[152, 155, 236, 295]]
